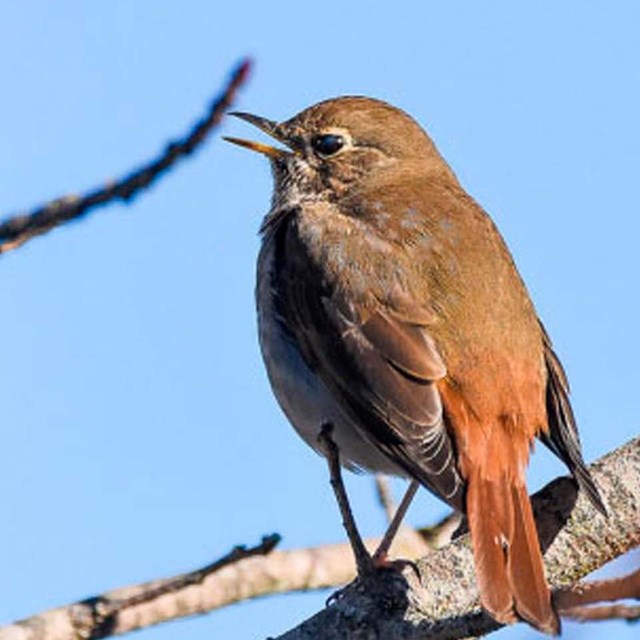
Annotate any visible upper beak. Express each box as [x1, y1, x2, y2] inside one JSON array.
[[224, 112, 292, 158]]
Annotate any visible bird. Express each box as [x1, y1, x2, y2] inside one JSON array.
[[224, 96, 606, 635]]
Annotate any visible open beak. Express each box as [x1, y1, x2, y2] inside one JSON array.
[[224, 112, 292, 158]]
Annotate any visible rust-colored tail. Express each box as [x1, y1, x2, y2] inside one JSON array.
[[466, 470, 560, 635]]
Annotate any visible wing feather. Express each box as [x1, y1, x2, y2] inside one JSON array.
[[279, 218, 464, 508], [538, 321, 607, 515]]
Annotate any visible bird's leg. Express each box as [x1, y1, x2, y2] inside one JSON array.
[[372, 479, 419, 563], [317, 423, 374, 577]]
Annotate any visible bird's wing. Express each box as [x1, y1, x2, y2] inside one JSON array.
[[538, 321, 607, 515], [279, 222, 464, 510]]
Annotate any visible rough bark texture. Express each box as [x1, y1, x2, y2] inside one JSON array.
[[0, 531, 430, 640], [276, 437, 639, 640], [0, 437, 637, 640]]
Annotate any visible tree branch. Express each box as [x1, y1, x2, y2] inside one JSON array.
[[0, 437, 637, 640], [0, 529, 429, 640], [563, 602, 640, 623], [557, 567, 640, 609], [69, 534, 282, 640], [557, 567, 640, 623], [276, 436, 640, 640], [0, 58, 251, 255]]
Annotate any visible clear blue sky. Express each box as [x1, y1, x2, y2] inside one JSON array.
[[1, 2, 638, 639]]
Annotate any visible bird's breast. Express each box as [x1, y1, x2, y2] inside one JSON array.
[[256, 224, 405, 476]]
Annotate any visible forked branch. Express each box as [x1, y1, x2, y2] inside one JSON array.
[[0, 437, 637, 640]]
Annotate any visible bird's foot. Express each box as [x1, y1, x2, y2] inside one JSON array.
[[377, 557, 421, 581], [326, 554, 420, 607]]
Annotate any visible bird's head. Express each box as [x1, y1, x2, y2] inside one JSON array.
[[225, 96, 452, 212]]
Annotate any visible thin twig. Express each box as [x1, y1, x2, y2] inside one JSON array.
[[374, 475, 396, 523], [0, 58, 252, 255], [418, 510, 463, 549]]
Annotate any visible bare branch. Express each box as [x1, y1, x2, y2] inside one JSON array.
[[1, 437, 637, 640], [557, 567, 640, 623], [0, 530, 427, 640], [557, 567, 640, 608], [562, 603, 640, 623], [69, 534, 282, 640], [0, 58, 251, 255], [374, 475, 396, 523]]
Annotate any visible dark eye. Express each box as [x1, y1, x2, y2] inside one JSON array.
[[311, 133, 345, 156]]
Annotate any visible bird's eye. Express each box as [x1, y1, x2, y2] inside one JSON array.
[[311, 134, 345, 157]]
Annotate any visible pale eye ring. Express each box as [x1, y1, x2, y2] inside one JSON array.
[[311, 133, 345, 156]]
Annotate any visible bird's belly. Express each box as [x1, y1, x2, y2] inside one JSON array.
[[257, 275, 403, 476]]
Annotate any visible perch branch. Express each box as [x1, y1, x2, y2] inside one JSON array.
[[276, 436, 640, 640]]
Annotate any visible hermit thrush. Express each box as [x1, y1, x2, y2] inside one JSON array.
[[225, 97, 605, 634]]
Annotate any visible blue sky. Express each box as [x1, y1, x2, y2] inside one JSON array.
[[0, 2, 638, 639]]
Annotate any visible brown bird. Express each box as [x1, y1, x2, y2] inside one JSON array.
[[225, 97, 606, 635]]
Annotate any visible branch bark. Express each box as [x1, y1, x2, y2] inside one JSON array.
[[276, 436, 640, 640], [0, 58, 251, 255], [558, 568, 640, 622], [0, 437, 637, 640]]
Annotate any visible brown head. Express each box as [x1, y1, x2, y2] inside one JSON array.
[[225, 96, 457, 209]]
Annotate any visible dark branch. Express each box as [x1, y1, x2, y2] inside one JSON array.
[[0, 58, 252, 255]]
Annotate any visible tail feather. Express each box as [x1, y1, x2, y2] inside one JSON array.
[[508, 483, 560, 634], [467, 471, 560, 635]]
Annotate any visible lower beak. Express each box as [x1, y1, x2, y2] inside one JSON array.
[[223, 136, 287, 158]]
